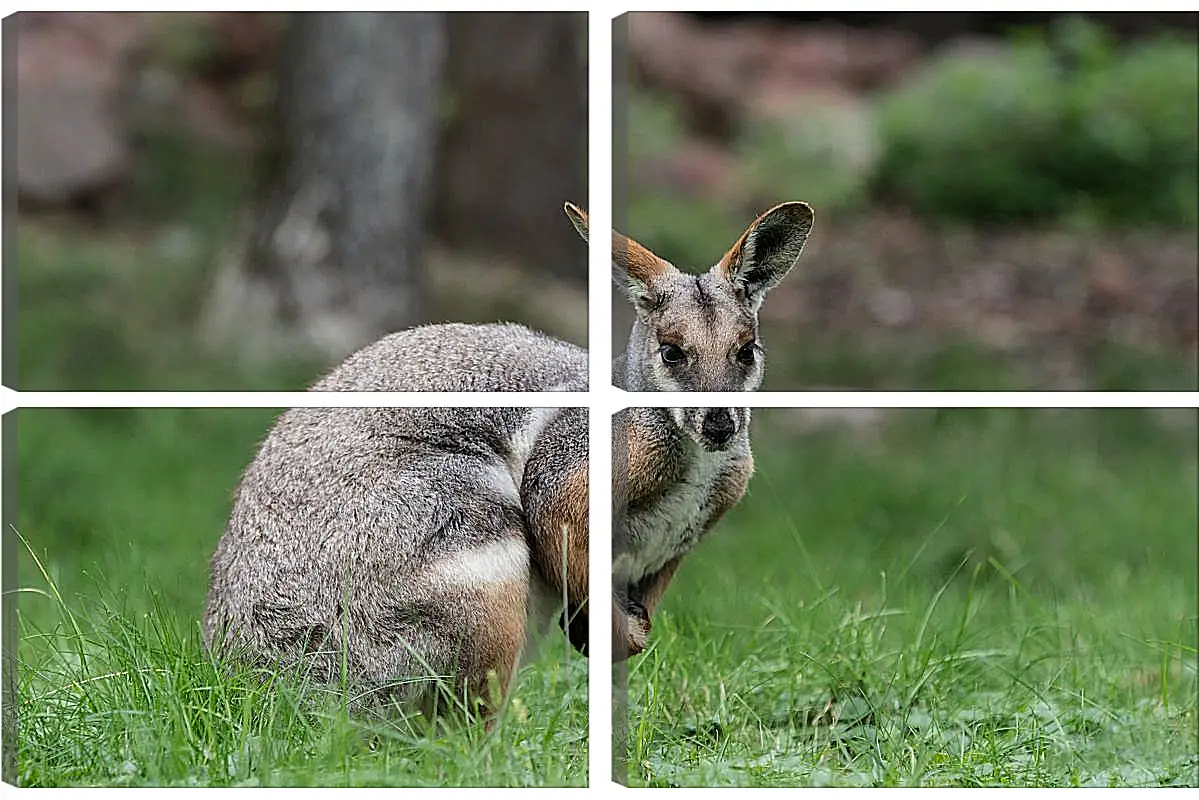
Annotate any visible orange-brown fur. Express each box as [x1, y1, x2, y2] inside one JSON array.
[[613, 230, 671, 287], [528, 460, 589, 608], [623, 419, 687, 512], [636, 556, 682, 616], [613, 415, 755, 661], [717, 226, 751, 278], [717, 201, 808, 280], [613, 595, 650, 660], [628, 453, 753, 621], [464, 577, 528, 716]]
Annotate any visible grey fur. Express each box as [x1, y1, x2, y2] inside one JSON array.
[[613, 407, 753, 588], [313, 322, 587, 392]]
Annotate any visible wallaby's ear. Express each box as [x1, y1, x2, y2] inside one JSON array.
[[613, 230, 673, 314], [564, 202, 589, 243], [716, 201, 814, 312], [566, 202, 674, 313]]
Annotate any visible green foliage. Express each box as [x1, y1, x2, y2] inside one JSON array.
[[621, 90, 741, 269], [876, 43, 1066, 222], [735, 97, 878, 218], [150, 15, 227, 76], [14, 129, 292, 391], [625, 89, 689, 165], [1089, 340, 1199, 392], [876, 18, 1198, 227], [628, 409, 1198, 787], [124, 130, 252, 231], [1067, 30, 1199, 227], [762, 336, 1032, 392]]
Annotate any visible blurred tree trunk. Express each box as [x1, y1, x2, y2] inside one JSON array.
[[207, 12, 445, 364], [434, 12, 587, 283]]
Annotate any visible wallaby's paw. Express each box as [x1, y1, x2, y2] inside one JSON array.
[[627, 598, 649, 626], [559, 603, 649, 661], [624, 611, 650, 660]]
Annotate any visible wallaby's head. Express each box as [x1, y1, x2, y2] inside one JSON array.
[[563, 201, 813, 395], [564, 201, 812, 453]]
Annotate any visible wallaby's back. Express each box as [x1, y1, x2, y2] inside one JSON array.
[[314, 322, 588, 392]]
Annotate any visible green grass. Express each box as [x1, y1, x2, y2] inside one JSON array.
[[625, 408, 1198, 787], [10, 408, 587, 786]]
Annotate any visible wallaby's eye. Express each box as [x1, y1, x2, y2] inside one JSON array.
[[659, 343, 686, 365], [736, 341, 758, 366]]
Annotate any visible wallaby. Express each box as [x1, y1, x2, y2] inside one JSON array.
[[561, 200, 814, 660], [203, 201, 811, 722], [203, 324, 591, 720]]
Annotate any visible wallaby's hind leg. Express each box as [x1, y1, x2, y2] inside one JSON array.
[[359, 531, 532, 723], [453, 567, 530, 720]]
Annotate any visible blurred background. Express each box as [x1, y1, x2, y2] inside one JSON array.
[[616, 12, 1198, 390], [9, 12, 588, 390]]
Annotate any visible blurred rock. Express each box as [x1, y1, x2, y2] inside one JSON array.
[[16, 12, 275, 209], [14, 13, 146, 204], [181, 81, 256, 150], [628, 12, 919, 137], [1086, 252, 1136, 317], [775, 407, 890, 438], [628, 12, 748, 132], [767, 21, 920, 92], [203, 12, 280, 78], [868, 286, 915, 328]]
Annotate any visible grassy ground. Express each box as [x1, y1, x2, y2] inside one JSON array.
[[624, 408, 1198, 787], [9, 408, 588, 787]]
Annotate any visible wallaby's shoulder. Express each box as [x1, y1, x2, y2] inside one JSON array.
[[619, 408, 690, 510], [313, 322, 588, 392], [619, 408, 751, 513]]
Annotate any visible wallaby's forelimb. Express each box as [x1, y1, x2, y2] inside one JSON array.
[[631, 556, 683, 618]]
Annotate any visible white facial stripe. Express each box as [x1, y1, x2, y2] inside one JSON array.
[[656, 370, 685, 392], [668, 407, 687, 429], [427, 537, 529, 591]]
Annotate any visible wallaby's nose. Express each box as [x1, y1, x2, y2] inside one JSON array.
[[701, 409, 736, 445]]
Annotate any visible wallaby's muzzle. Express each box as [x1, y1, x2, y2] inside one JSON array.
[[671, 406, 742, 452], [701, 408, 737, 448]]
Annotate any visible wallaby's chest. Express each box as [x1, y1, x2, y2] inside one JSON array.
[[615, 420, 751, 586]]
